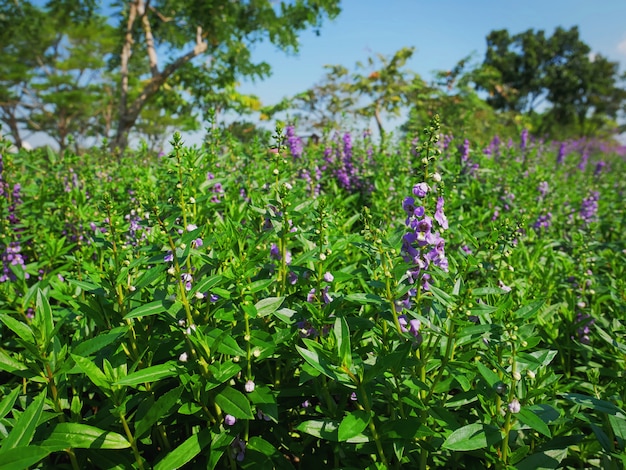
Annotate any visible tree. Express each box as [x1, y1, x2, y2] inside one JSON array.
[[110, 0, 341, 151], [475, 26, 626, 137], [265, 47, 432, 148]]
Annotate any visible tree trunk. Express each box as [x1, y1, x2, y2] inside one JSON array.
[[3, 110, 23, 149], [111, 0, 207, 153]]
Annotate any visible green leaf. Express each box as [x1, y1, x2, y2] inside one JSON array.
[[595, 325, 626, 354], [247, 436, 278, 457], [0, 446, 50, 470], [561, 393, 626, 419], [207, 431, 234, 470], [135, 386, 183, 439], [0, 387, 21, 421], [67, 279, 106, 296], [72, 327, 126, 357], [154, 427, 211, 470], [1, 390, 46, 451], [214, 386, 254, 419], [609, 415, 626, 441], [247, 279, 273, 294], [71, 354, 112, 394], [296, 341, 347, 384], [343, 293, 384, 305], [0, 314, 35, 345], [514, 300, 545, 320], [471, 287, 508, 296], [517, 407, 551, 438], [35, 289, 54, 346], [476, 361, 500, 388], [38, 423, 130, 450], [441, 423, 502, 451], [334, 317, 351, 369], [338, 410, 370, 442], [190, 274, 224, 295], [0, 350, 28, 374], [115, 362, 179, 387], [516, 448, 567, 470], [124, 300, 174, 320], [296, 419, 340, 441], [254, 297, 284, 317]]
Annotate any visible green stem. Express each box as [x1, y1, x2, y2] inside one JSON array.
[[120, 412, 144, 470]]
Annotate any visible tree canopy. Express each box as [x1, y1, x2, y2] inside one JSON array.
[[475, 26, 626, 137], [1, 0, 341, 152]]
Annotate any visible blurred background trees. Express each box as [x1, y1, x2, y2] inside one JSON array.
[[1, 0, 624, 153]]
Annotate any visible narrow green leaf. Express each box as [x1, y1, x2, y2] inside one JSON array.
[[296, 342, 342, 383], [135, 386, 182, 439], [1, 390, 46, 451], [124, 300, 173, 320], [247, 436, 278, 457], [442, 423, 502, 451], [190, 274, 224, 295], [517, 407, 551, 438], [245, 279, 272, 294], [207, 431, 234, 470], [0, 350, 28, 374], [296, 419, 340, 441], [254, 297, 284, 317], [343, 293, 384, 305], [338, 410, 370, 442], [67, 279, 106, 296], [334, 317, 351, 369], [514, 300, 545, 320], [476, 361, 500, 388], [561, 393, 626, 418], [154, 427, 211, 470], [38, 423, 130, 450], [71, 354, 112, 394], [609, 415, 626, 441], [132, 265, 167, 292], [0, 314, 35, 345], [0, 446, 50, 470], [115, 362, 179, 387], [35, 289, 54, 346], [516, 448, 567, 470], [595, 325, 626, 354], [214, 386, 254, 419], [0, 387, 21, 421], [72, 327, 126, 357], [472, 287, 508, 296]]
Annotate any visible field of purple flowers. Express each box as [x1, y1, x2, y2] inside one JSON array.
[[0, 118, 625, 469]]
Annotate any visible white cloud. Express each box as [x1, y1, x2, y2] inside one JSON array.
[[617, 38, 626, 57]]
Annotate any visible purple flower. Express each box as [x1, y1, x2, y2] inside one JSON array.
[[412, 182, 430, 198], [231, 437, 246, 462], [434, 197, 448, 229], [520, 129, 529, 150], [164, 251, 174, 263], [323, 272, 334, 282], [556, 142, 566, 164], [244, 380, 255, 393], [508, 399, 521, 414], [579, 191, 599, 225], [224, 414, 236, 426]]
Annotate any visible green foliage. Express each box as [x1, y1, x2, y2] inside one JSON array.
[[475, 26, 626, 138], [1, 105, 626, 469]]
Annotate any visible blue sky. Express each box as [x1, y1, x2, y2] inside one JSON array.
[[238, 0, 626, 108]]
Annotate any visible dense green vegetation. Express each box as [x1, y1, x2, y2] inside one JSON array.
[[0, 117, 625, 468], [2, 1, 626, 468]]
